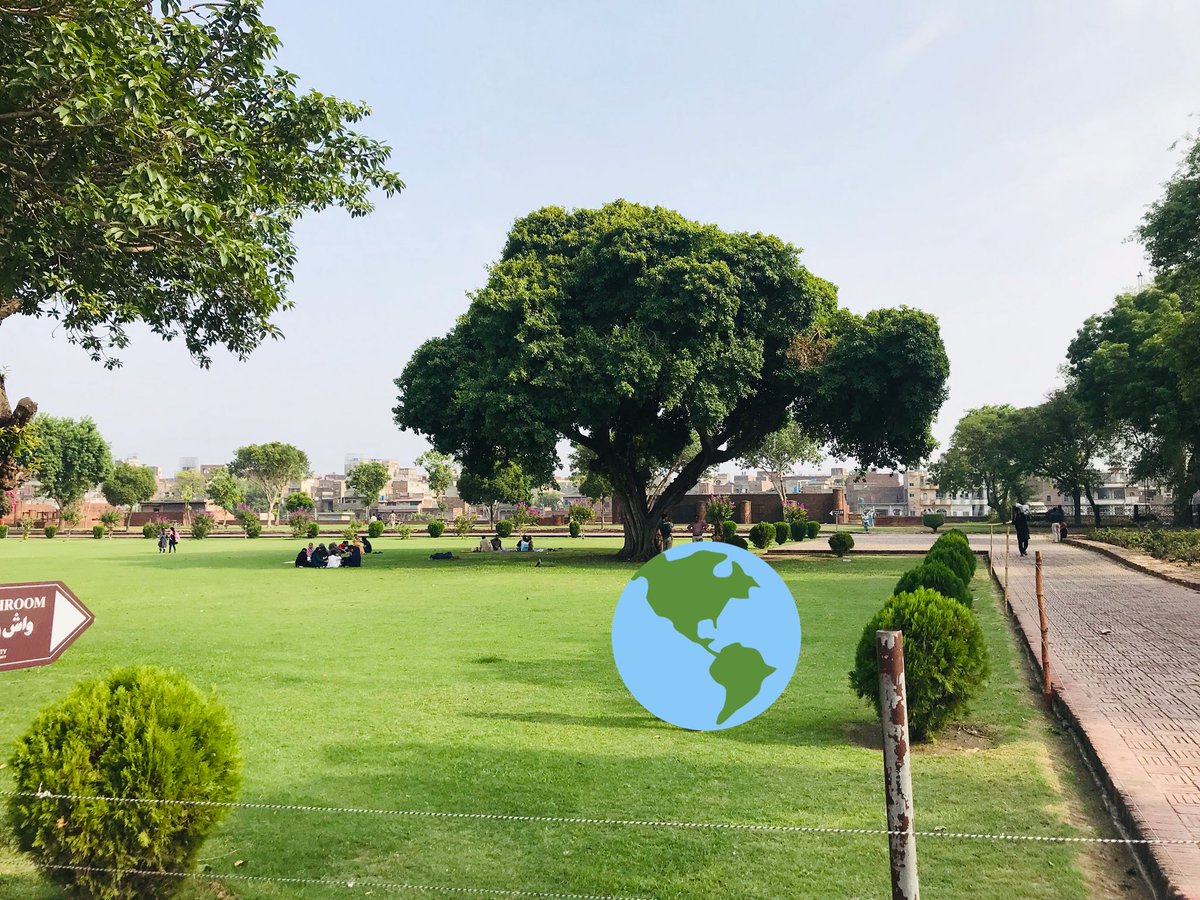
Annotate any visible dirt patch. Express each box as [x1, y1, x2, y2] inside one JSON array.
[[843, 721, 999, 753]]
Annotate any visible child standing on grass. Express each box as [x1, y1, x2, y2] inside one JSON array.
[[158, 528, 167, 553], [168, 526, 179, 553]]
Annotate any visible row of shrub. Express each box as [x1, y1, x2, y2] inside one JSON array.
[[1088, 527, 1200, 565], [748, 519, 822, 549], [849, 529, 989, 739]]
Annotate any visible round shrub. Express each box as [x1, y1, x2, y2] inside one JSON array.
[[894, 560, 973, 608], [828, 531, 855, 556], [569, 520, 582, 538], [368, 520, 385, 539], [806, 520, 820, 539], [396, 524, 413, 540], [935, 528, 970, 549], [495, 520, 514, 538], [91, 524, 105, 540], [0, 524, 8, 539], [922, 512, 946, 532], [722, 521, 738, 541], [726, 534, 750, 550], [774, 522, 789, 545], [6, 666, 242, 900], [142, 522, 156, 539], [307, 520, 321, 539], [748, 522, 774, 550], [849, 588, 989, 740], [242, 519, 262, 539], [790, 520, 807, 542], [288, 512, 313, 538], [191, 512, 215, 539], [926, 544, 973, 584], [43, 525, 58, 539], [427, 520, 445, 538]]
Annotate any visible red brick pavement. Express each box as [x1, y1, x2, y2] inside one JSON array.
[[994, 537, 1200, 899]]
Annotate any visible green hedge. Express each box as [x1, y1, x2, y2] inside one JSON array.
[[774, 522, 790, 545], [496, 520, 514, 538], [926, 541, 975, 583], [749, 522, 774, 550], [1089, 527, 1200, 565], [368, 520, 385, 538], [895, 560, 973, 608], [828, 531, 854, 556], [806, 520, 820, 539], [427, 520, 445, 538], [789, 520, 807, 542]]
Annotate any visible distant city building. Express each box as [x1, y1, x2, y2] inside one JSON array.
[[178, 456, 200, 472]]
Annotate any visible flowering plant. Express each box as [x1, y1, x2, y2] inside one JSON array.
[[783, 499, 808, 523]]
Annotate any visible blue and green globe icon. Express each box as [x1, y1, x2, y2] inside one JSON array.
[[612, 543, 801, 730]]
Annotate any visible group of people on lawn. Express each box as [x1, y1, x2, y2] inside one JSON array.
[[295, 536, 373, 568], [475, 533, 537, 553]]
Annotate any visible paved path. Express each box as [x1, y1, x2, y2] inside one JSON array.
[[992, 536, 1200, 899]]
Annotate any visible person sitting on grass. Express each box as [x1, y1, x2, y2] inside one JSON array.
[[294, 547, 309, 568], [517, 534, 534, 552], [477, 536, 493, 552], [311, 544, 328, 568], [345, 543, 362, 567], [491, 535, 503, 551], [362, 535, 373, 553]]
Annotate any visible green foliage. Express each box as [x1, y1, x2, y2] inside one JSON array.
[[931, 405, 1034, 520], [368, 520, 384, 538], [394, 202, 948, 561], [91, 523, 104, 539], [454, 514, 474, 537], [173, 468, 207, 508], [204, 467, 245, 514], [19, 513, 37, 539], [307, 521, 321, 539], [427, 519, 445, 538], [287, 512, 312, 538], [458, 461, 535, 524], [99, 508, 122, 532], [229, 443, 309, 524], [284, 492, 315, 514], [849, 588, 989, 740], [0, 524, 7, 539], [1026, 387, 1110, 525], [922, 512, 945, 532], [748, 522, 774, 550], [6, 665, 241, 899], [347, 462, 391, 511], [895, 561, 973, 608], [1139, 133, 1200, 296], [43, 525, 58, 539], [568, 520, 582, 538], [102, 461, 157, 521], [30, 416, 113, 511], [1089, 527, 1200, 565], [495, 520, 514, 538], [342, 519, 365, 541], [395, 524, 413, 540], [736, 422, 823, 500], [782, 500, 809, 523], [535, 488, 564, 511], [806, 520, 820, 539], [191, 512, 215, 539], [790, 520, 807, 542], [235, 508, 262, 538], [415, 451, 457, 510], [828, 531, 854, 556], [722, 520, 739, 540], [705, 499, 734, 525], [0, 0, 402, 367], [510, 503, 538, 529], [927, 538, 976, 583], [0, 375, 40, 517], [726, 534, 750, 550], [568, 504, 595, 525], [774, 521, 790, 545]]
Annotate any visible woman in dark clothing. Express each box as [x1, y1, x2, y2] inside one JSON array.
[[362, 536, 373, 554], [312, 544, 328, 567], [294, 548, 309, 568], [1013, 506, 1031, 557], [345, 544, 362, 567]]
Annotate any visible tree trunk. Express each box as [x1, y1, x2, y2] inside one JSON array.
[[0, 375, 38, 518], [1084, 484, 1101, 527], [616, 496, 662, 562], [1071, 490, 1082, 526]]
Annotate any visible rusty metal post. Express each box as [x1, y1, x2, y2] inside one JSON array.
[[1035, 551, 1051, 704], [1004, 525, 1011, 614], [876, 630, 920, 900]]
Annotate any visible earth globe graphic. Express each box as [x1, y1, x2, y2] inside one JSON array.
[[612, 542, 801, 730]]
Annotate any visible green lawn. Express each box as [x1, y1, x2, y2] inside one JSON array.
[[0, 536, 1133, 898]]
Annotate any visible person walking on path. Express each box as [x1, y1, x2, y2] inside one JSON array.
[[157, 527, 167, 553], [1013, 505, 1031, 557], [168, 525, 179, 553], [1047, 504, 1065, 542]]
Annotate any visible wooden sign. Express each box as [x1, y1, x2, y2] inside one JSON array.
[[0, 582, 94, 672]]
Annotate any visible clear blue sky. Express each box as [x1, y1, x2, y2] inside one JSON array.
[[5, 1, 1199, 475]]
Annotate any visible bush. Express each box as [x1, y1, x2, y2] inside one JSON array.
[[0, 524, 7, 539], [288, 512, 313, 538], [6, 666, 242, 899], [922, 512, 946, 532], [427, 520, 445, 538], [568, 505, 595, 525], [569, 520, 582, 538], [722, 521, 738, 541], [705, 499, 734, 525], [283, 491, 315, 514], [142, 522, 156, 539], [726, 534, 749, 550], [307, 520, 321, 539], [396, 524, 413, 540], [91, 524, 105, 539], [774, 522, 789, 545], [895, 561, 973, 608], [1089, 527, 1200, 565], [191, 512, 215, 539], [241, 518, 262, 538], [926, 544, 974, 584], [43, 525, 58, 539], [368, 519, 385, 538], [748, 522, 774, 550], [99, 509, 122, 532], [806, 520, 820, 539], [454, 514, 474, 537], [789, 520, 807, 542], [19, 514, 36, 539], [495, 519, 514, 538], [849, 588, 989, 740], [783, 499, 808, 523], [828, 531, 855, 556]]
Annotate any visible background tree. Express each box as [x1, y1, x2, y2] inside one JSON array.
[[1028, 387, 1110, 526], [395, 202, 948, 560], [0, 0, 401, 490], [102, 461, 158, 528], [736, 421, 823, 502], [534, 488, 564, 512], [32, 416, 113, 519], [346, 461, 390, 517], [1067, 285, 1199, 525], [205, 466, 244, 516], [931, 406, 1035, 521], [173, 469, 207, 525], [415, 450, 457, 513], [569, 443, 613, 527], [1139, 132, 1200, 300], [0, 373, 39, 517], [457, 461, 533, 527], [228, 443, 308, 525], [283, 492, 316, 514]]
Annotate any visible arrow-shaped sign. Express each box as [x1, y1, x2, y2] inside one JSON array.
[[0, 582, 94, 672]]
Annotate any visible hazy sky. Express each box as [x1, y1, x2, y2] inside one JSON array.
[[4, 1, 1199, 475]]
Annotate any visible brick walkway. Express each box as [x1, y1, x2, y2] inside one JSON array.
[[992, 536, 1200, 899]]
